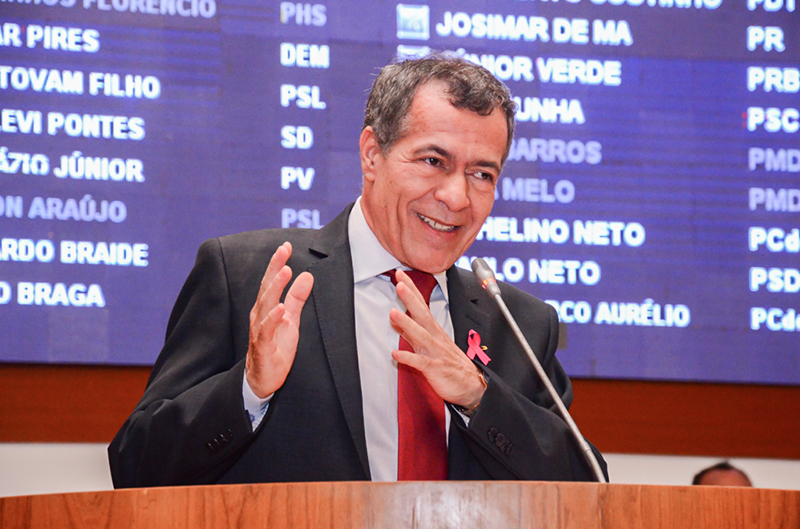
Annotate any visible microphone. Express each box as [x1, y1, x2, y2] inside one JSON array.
[[471, 258, 607, 483]]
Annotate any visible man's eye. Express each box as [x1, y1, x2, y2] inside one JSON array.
[[475, 171, 495, 182], [425, 157, 442, 167]]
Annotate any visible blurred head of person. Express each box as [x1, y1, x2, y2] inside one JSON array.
[[692, 461, 753, 487]]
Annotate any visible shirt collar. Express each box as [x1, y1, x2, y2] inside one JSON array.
[[349, 197, 449, 301]]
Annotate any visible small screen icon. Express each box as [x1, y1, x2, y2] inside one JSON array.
[[396, 4, 430, 40]]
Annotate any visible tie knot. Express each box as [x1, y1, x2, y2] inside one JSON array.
[[385, 269, 437, 305]]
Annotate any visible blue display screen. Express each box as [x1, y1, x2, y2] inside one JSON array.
[[1, 1, 798, 384]]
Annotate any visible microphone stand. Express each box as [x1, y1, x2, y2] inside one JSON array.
[[472, 258, 607, 483]]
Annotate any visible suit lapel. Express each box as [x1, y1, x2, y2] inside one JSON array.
[[446, 266, 493, 476], [306, 204, 371, 479], [447, 267, 491, 359]]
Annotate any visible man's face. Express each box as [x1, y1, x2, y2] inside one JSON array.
[[360, 82, 508, 274]]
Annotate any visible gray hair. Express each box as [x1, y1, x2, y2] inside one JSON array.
[[363, 53, 516, 164]]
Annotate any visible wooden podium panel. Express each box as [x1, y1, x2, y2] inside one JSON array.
[[1, 482, 798, 528]]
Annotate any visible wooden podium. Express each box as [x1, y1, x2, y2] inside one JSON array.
[[1, 481, 798, 528]]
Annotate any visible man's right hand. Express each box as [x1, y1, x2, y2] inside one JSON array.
[[245, 242, 314, 398]]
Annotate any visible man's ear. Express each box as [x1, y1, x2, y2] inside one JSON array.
[[359, 126, 381, 183]]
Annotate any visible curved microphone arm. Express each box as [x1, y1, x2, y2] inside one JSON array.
[[471, 258, 607, 483]]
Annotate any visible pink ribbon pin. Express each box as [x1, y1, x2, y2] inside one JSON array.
[[467, 329, 491, 366]]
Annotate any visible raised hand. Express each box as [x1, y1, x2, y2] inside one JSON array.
[[245, 242, 314, 398]]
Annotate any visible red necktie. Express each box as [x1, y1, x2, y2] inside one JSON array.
[[386, 269, 448, 481]]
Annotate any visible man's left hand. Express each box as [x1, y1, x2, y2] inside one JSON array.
[[389, 269, 486, 409]]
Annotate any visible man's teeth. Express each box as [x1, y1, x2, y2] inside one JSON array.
[[419, 214, 455, 232]]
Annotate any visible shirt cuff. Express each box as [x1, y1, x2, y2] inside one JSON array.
[[242, 373, 273, 431], [454, 408, 471, 426]]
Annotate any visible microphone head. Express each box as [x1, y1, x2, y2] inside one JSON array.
[[471, 258, 502, 297]]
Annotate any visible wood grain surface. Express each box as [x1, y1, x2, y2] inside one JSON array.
[[1, 482, 798, 529]]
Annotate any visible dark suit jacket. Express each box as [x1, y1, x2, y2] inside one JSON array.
[[108, 204, 606, 487]]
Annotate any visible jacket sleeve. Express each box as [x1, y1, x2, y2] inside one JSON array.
[[108, 238, 258, 488], [449, 292, 608, 482]]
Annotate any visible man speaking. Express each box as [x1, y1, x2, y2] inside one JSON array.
[[109, 55, 606, 486]]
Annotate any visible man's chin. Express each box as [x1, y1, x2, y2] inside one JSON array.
[[405, 253, 457, 275]]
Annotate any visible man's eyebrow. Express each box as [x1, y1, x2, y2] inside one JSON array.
[[412, 145, 501, 172], [474, 159, 501, 173], [412, 145, 452, 160]]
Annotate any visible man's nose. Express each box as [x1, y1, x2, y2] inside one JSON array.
[[434, 171, 470, 211]]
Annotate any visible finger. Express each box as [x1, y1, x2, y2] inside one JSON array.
[[259, 242, 292, 293], [282, 272, 314, 324], [253, 265, 293, 327], [253, 303, 286, 350], [392, 348, 429, 372], [389, 307, 436, 357], [394, 280, 444, 337], [248, 302, 285, 371], [252, 243, 289, 317], [394, 270, 428, 308], [252, 242, 293, 324]]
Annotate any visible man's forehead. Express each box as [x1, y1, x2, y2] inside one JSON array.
[[383, 79, 509, 168], [386, 82, 450, 148], [410, 81, 452, 109], [405, 82, 503, 133]]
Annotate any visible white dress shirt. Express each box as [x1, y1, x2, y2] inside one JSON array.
[[243, 197, 457, 481], [348, 197, 454, 481]]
